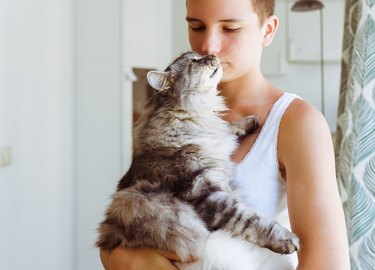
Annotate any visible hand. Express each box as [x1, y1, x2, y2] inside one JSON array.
[[100, 247, 197, 270]]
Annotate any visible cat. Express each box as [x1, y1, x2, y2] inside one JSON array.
[[96, 51, 299, 270]]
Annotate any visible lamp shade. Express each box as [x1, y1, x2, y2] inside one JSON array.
[[291, 0, 324, 12]]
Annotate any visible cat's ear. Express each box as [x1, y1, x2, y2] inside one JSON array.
[[147, 71, 170, 91]]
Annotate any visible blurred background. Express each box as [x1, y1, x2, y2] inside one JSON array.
[[0, 0, 344, 269]]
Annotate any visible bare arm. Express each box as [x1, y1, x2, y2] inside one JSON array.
[[278, 99, 350, 269]]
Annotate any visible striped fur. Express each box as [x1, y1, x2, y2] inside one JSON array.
[[96, 52, 299, 267]]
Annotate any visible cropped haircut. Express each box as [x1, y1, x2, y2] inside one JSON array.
[[252, 0, 275, 25], [185, 0, 275, 26]]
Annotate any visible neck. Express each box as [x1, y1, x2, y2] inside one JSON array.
[[218, 70, 270, 109]]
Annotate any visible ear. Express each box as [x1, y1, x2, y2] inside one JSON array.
[[261, 15, 279, 47], [147, 71, 170, 91]]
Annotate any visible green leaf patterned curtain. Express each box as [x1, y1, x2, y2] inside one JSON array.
[[335, 0, 375, 269]]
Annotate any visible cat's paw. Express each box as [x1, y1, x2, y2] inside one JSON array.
[[264, 223, 300, 254], [231, 115, 260, 138], [242, 115, 260, 135]]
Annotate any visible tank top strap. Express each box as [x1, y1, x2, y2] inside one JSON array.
[[236, 92, 302, 167], [262, 92, 302, 138]]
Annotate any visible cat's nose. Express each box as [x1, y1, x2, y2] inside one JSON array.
[[207, 55, 219, 68]]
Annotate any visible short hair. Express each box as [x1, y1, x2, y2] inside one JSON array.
[[185, 0, 275, 26], [252, 0, 275, 25]]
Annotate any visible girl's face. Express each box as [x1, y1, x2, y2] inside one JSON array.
[[186, 0, 268, 83]]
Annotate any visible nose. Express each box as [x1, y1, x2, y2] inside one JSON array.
[[206, 55, 219, 67], [200, 30, 221, 55]]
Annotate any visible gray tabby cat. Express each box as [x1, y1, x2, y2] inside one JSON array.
[[96, 51, 299, 269]]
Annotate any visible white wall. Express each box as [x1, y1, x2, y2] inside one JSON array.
[[262, 0, 344, 133], [74, 0, 123, 269], [0, 0, 169, 269], [122, 0, 172, 166], [74, 1, 173, 268], [123, 0, 172, 71], [172, 0, 190, 57], [0, 0, 74, 269]]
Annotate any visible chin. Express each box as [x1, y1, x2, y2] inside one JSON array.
[[218, 66, 234, 83], [219, 73, 233, 84]]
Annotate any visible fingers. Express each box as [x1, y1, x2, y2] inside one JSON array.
[[158, 250, 181, 261], [158, 249, 199, 263], [103, 246, 197, 270], [144, 254, 179, 270], [108, 247, 182, 270]]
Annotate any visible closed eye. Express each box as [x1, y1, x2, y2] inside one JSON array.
[[223, 27, 241, 33], [189, 26, 205, 32]]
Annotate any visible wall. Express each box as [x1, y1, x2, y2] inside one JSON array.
[[122, 0, 172, 161], [74, 0, 172, 268], [172, 0, 191, 57], [74, 0, 123, 269], [0, 0, 170, 269], [0, 0, 74, 269], [262, 0, 344, 133], [74, 1, 173, 268]]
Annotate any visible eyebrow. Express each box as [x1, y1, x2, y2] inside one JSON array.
[[186, 17, 244, 23]]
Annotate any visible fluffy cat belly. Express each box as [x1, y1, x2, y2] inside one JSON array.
[[177, 230, 297, 270], [176, 231, 270, 270]]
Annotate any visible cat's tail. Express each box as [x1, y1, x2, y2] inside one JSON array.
[[96, 185, 209, 261]]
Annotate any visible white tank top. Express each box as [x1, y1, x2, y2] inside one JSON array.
[[230, 92, 301, 269]]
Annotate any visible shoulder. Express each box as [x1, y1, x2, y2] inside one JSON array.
[[277, 97, 333, 169], [281, 97, 328, 135]]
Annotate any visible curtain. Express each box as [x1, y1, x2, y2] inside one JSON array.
[[335, 0, 375, 269]]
